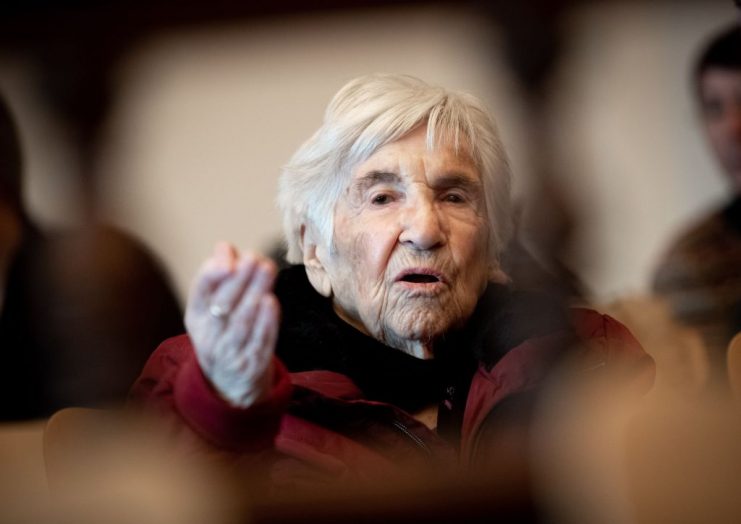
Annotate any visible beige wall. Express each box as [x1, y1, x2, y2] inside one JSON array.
[[0, 1, 734, 303]]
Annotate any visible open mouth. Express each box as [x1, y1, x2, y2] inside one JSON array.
[[396, 269, 445, 286], [400, 274, 440, 284]]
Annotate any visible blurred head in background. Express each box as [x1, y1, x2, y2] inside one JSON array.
[[0, 96, 22, 210], [0, 94, 24, 269], [695, 25, 741, 190]]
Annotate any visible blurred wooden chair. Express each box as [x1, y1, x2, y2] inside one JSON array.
[[43, 407, 113, 493], [533, 350, 741, 524], [0, 418, 49, 520], [727, 332, 741, 402], [43, 407, 239, 523], [602, 295, 709, 396]]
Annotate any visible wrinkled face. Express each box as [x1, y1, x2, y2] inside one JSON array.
[[315, 125, 491, 358], [700, 68, 741, 188]]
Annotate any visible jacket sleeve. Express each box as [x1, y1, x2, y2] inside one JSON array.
[[128, 334, 293, 454], [569, 308, 656, 391], [461, 308, 655, 462]]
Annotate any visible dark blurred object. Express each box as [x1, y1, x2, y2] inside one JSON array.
[[0, 94, 184, 421], [484, 0, 568, 98], [653, 26, 741, 383], [482, 1, 585, 302]]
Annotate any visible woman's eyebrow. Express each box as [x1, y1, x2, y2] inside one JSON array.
[[354, 170, 400, 190], [433, 173, 481, 191]]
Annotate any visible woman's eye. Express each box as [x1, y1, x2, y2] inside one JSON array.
[[371, 193, 393, 205], [443, 193, 465, 203]]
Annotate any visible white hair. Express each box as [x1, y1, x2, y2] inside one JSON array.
[[277, 73, 513, 273]]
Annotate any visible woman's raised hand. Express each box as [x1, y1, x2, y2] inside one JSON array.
[[185, 243, 280, 408]]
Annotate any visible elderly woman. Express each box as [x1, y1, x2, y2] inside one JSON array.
[[131, 74, 652, 484]]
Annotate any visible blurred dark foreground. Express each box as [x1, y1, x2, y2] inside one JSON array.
[[3, 352, 741, 524]]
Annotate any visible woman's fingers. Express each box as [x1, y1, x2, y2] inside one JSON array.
[[207, 295, 280, 407], [188, 242, 240, 316], [248, 294, 280, 374], [229, 295, 280, 406], [233, 294, 280, 372], [228, 258, 278, 344], [207, 253, 261, 320], [210, 258, 277, 365], [186, 244, 246, 370]]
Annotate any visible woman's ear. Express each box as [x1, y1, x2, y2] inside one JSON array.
[[300, 224, 332, 297]]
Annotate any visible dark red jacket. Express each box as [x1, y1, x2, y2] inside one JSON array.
[[129, 307, 654, 486]]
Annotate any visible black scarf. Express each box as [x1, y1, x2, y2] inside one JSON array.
[[274, 265, 571, 416]]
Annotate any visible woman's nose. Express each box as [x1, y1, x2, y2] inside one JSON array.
[[398, 199, 445, 251]]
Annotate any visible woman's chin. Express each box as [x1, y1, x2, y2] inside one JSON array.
[[381, 317, 453, 354]]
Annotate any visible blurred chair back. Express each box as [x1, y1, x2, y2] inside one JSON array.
[[602, 295, 709, 396], [0, 419, 49, 521], [727, 332, 741, 402], [43, 407, 111, 493], [43, 407, 239, 523]]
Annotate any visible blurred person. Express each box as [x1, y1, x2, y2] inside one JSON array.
[[0, 93, 184, 421], [653, 26, 741, 382], [130, 74, 653, 501]]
